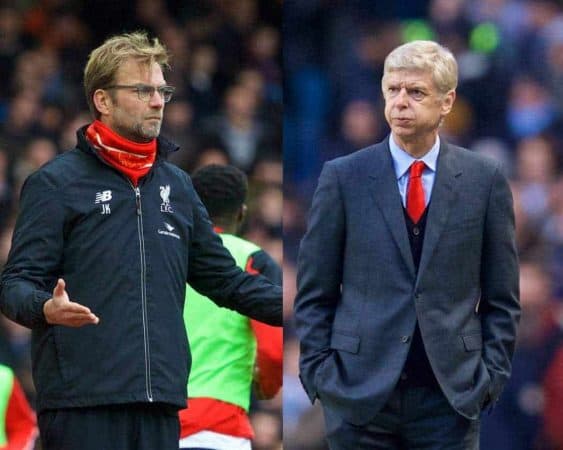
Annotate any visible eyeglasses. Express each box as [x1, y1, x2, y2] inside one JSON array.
[[104, 84, 175, 103]]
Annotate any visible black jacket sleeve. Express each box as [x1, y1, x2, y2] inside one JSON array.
[[247, 250, 282, 285], [0, 172, 64, 328], [186, 180, 282, 326]]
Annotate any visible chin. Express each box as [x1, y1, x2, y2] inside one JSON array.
[[392, 128, 415, 137], [141, 126, 161, 140]]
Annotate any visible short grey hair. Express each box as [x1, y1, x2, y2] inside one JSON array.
[[382, 40, 458, 94]]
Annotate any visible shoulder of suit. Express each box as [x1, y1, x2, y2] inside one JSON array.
[[444, 142, 501, 175]]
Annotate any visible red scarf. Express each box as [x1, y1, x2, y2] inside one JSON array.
[[85, 120, 157, 186]]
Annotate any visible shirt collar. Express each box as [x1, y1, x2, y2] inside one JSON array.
[[389, 133, 440, 180]]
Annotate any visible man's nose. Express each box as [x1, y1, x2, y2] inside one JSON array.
[[395, 88, 409, 107], [149, 90, 165, 108]]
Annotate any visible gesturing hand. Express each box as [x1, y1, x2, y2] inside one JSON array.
[[43, 278, 100, 327]]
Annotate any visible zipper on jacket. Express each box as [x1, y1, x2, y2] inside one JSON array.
[[131, 184, 153, 402]]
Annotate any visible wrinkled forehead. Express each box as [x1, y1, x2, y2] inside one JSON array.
[[382, 68, 436, 88], [114, 57, 166, 84]]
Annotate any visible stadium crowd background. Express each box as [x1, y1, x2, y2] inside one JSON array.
[[0, 0, 282, 449], [284, 0, 563, 449]]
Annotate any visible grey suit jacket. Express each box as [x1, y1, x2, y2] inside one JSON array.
[[294, 138, 520, 425]]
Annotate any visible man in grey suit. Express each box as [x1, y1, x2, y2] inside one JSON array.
[[294, 40, 520, 449]]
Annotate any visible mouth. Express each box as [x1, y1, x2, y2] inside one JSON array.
[[393, 118, 414, 126]]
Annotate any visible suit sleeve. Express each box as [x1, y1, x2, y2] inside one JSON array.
[[0, 172, 64, 328], [186, 179, 282, 326], [294, 161, 345, 403], [480, 166, 520, 403]]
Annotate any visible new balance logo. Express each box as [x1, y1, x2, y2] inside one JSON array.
[[95, 190, 112, 204], [95, 190, 112, 215]]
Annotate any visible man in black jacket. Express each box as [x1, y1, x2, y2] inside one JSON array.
[[0, 31, 281, 450]]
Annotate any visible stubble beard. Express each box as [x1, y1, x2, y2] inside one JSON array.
[[112, 106, 161, 142], [136, 120, 161, 141]]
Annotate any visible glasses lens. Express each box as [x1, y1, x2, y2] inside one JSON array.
[[159, 87, 175, 103], [136, 86, 153, 101], [129, 85, 175, 102]]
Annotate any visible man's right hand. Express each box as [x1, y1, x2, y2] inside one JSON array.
[[43, 278, 100, 327]]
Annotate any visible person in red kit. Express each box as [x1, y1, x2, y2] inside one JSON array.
[[0, 32, 281, 450], [0, 364, 37, 450], [178, 165, 282, 450]]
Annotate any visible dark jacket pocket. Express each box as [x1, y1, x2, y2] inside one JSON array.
[[330, 332, 360, 354], [461, 333, 482, 351]]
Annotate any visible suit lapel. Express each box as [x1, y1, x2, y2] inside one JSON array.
[[367, 140, 416, 277], [416, 142, 462, 284]]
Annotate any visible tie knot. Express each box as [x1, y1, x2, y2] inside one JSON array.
[[410, 160, 425, 178]]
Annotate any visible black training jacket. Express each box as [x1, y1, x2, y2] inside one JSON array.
[[0, 127, 281, 412]]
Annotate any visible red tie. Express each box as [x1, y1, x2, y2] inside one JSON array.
[[406, 161, 426, 223]]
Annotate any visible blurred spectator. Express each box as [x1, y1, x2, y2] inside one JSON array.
[[282, 338, 314, 440], [543, 178, 563, 301], [543, 344, 563, 448], [187, 44, 220, 122], [247, 25, 282, 102], [0, 150, 13, 230], [0, 7, 26, 102], [514, 135, 558, 222], [249, 409, 282, 450], [201, 82, 277, 172], [481, 260, 563, 449], [507, 75, 558, 141], [321, 99, 383, 161], [12, 137, 57, 195], [162, 98, 198, 171], [1, 94, 40, 158]]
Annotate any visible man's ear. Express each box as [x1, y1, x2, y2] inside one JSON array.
[[440, 89, 456, 116], [238, 204, 248, 225], [93, 89, 113, 117]]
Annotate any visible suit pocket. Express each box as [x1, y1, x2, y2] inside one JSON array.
[[315, 333, 361, 392], [330, 332, 360, 354], [314, 351, 334, 389], [461, 332, 482, 351]]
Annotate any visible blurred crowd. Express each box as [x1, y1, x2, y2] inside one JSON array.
[[0, 0, 282, 449], [284, 0, 563, 449]]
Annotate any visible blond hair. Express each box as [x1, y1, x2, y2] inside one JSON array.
[[382, 40, 458, 94], [84, 31, 170, 118]]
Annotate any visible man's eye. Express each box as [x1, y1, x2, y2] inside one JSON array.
[[138, 86, 153, 95], [411, 90, 424, 98]]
